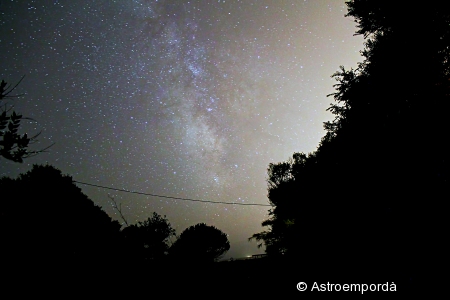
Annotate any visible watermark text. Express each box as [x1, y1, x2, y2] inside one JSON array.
[[297, 282, 397, 294]]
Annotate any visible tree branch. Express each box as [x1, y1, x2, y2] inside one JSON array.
[[107, 194, 129, 226]]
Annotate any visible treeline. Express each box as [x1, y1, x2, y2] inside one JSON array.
[[251, 0, 449, 281], [0, 164, 230, 274]]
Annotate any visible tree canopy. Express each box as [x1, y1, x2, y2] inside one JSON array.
[[170, 223, 230, 263], [250, 0, 449, 276], [0, 164, 122, 269], [121, 212, 176, 262]]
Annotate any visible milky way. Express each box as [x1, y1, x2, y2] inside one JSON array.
[[1, 0, 363, 258]]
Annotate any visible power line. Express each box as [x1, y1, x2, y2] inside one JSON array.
[[73, 180, 271, 207]]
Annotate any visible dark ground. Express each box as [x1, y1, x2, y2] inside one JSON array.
[[4, 256, 417, 296]]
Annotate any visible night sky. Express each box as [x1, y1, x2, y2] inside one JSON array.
[[1, 0, 363, 259]]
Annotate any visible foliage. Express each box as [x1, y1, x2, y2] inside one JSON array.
[[121, 212, 176, 261], [251, 0, 450, 272], [0, 78, 51, 162], [0, 164, 122, 268], [170, 223, 230, 263]]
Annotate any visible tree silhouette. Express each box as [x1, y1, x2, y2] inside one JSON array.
[[0, 164, 122, 270], [251, 0, 450, 277], [121, 212, 176, 262], [169, 223, 230, 263], [0, 77, 52, 162]]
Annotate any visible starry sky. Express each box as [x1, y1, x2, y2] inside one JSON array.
[[1, 0, 363, 259]]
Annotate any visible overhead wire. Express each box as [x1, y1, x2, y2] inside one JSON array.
[[73, 180, 271, 207]]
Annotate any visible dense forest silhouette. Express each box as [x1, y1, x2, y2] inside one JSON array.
[[250, 0, 449, 287]]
